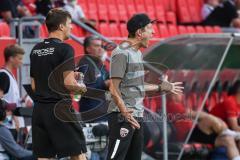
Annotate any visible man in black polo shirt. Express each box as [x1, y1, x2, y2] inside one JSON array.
[[30, 8, 87, 159]]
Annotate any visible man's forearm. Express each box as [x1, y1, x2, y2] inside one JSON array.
[[144, 83, 159, 92], [110, 84, 127, 113]]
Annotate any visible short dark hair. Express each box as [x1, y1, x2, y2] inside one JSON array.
[[128, 28, 145, 38], [228, 80, 240, 96], [45, 8, 72, 33], [83, 35, 101, 54], [4, 44, 25, 62]]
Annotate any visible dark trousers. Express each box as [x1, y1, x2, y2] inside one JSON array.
[[107, 113, 143, 160]]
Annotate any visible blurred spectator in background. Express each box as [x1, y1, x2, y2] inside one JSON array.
[[0, 0, 31, 23], [77, 35, 109, 160], [0, 44, 26, 143], [78, 35, 109, 116], [168, 93, 240, 160], [53, 0, 65, 8], [35, 0, 53, 17], [201, 0, 220, 20], [0, 99, 33, 160], [210, 80, 240, 131], [63, 0, 96, 28], [203, 0, 240, 28]]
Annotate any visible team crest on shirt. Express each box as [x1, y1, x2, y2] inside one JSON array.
[[120, 128, 129, 138]]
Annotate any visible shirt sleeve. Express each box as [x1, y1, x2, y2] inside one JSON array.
[[0, 126, 32, 158], [110, 53, 128, 79], [0, 72, 10, 94], [61, 44, 75, 72]]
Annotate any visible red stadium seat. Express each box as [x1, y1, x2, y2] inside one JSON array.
[[145, 0, 154, 8], [169, 0, 177, 12], [99, 22, 110, 37], [153, 0, 167, 11], [135, 0, 146, 13], [120, 23, 128, 37], [204, 26, 214, 33], [196, 26, 205, 33], [186, 26, 196, 33], [187, 0, 202, 23], [107, 0, 119, 22], [71, 24, 84, 37], [116, 0, 128, 22], [0, 22, 10, 37], [178, 25, 188, 34], [168, 24, 178, 37], [158, 24, 169, 38], [155, 5, 166, 24], [177, 0, 191, 23], [166, 12, 177, 25], [213, 26, 222, 33], [97, 0, 108, 21], [109, 23, 121, 37], [126, 0, 137, 17], [87, 0, 98, 21], [145, 1, 156, 19]]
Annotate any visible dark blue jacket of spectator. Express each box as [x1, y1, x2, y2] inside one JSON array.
[[77, 55, 109, 117]]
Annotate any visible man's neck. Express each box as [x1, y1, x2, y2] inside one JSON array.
[[48, 32, 64, 42], [127, 38, 141, 51], [4, 63, 13, 72]]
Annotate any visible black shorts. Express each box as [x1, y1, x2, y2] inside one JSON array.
[[107, 112, 143, 160], [32, 101, 87, 158], [189, 125, 217, 145]]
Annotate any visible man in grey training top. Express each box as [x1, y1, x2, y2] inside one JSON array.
[[107, 13, 183, 160]]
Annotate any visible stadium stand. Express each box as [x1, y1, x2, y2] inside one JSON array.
[[0, 0, 223, 40]]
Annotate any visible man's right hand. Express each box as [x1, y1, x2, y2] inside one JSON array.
[[76, 83, 87, 95], [121, 108, 140, 129]]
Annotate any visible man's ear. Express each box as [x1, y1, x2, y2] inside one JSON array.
[[136, 29, 142, 37], [59, 24, 64, 31]]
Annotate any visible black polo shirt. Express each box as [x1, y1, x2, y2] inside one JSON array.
[[30, 38, 75, 103]]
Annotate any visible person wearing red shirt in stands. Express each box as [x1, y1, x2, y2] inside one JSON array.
[[168, 92, 240, 160], [210, 80, 240, 131]]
